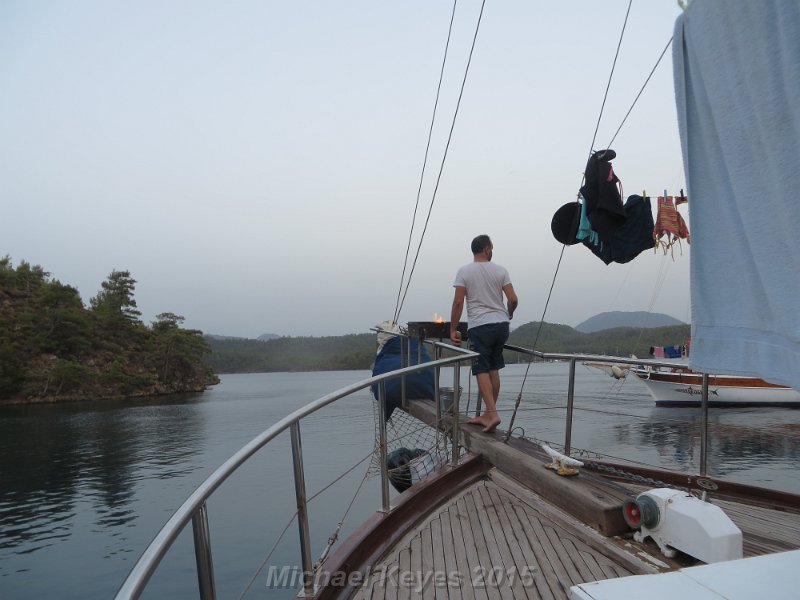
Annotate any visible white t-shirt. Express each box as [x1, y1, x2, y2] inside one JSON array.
[[453, 262, 511, 329]]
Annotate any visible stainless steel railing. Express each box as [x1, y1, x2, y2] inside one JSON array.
[[116, 335, 712, 599], [115, 339, 477, 600], [503, 344, 711, 475]]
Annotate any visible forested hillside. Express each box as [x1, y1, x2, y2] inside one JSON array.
[[205, 334, 376, 372], [0, 258, 218, 403], [508, 321, 691, 357], [204, 321, 691, 373]]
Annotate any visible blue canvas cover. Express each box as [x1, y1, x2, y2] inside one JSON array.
[[371, 337, 435, 420]]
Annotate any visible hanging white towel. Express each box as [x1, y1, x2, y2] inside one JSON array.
[[673, 1, 800, 390]]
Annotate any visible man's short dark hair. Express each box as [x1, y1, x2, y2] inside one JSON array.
[[471, 235, 492, 254]]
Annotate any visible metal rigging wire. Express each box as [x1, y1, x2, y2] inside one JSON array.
[[503, 245, 567, 441], [392, 0, 460, 325], [589, 0, 634, 158], [606, 35, 674, 150], [503, 0, 634, 441], [394, 0, 488, 324]]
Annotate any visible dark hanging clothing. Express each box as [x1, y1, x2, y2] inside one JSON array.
[[583, 195, 654, 264], [579, 149, 626, 242]]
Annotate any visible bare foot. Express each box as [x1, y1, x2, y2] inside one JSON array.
[[466, 414, 501, 432], [482, 418, 501, 433]]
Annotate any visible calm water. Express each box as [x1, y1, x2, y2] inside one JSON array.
[[1, 364, 798, 599]]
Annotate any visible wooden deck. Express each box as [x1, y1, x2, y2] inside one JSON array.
[[716, 497, 800, 556], [351, 471, 656, 600], [348, 471, 800, 600], [319, 399, 800, 600]]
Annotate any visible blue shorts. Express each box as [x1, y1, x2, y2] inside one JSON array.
[[468, 322, 509, 375]]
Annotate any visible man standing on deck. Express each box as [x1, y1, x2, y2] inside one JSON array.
[[450, 234, 518, 433]]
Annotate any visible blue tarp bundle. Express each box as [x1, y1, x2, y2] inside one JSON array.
[[371, 337, 435, 421]]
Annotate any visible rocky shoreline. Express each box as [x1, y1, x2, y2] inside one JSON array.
[[0, 375, 220, 406]]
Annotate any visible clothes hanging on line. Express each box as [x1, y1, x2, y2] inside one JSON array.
[[650, 345, 685, 359], [579, 149, 626, 242], [552, 145, 684, 265], [550, 200, 583, 246], [582, 194, 654, 265], [653, 195, 690, 254], [576, 197, 601, 248]]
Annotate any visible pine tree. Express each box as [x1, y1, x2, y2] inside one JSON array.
[[90, 270, 142, 325]]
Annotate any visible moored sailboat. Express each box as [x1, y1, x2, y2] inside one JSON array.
[[583, 360, 800, 407], [632, 365, 800, 407]]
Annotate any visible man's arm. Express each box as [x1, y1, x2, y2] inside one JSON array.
[[503, 283, 518, 320], [450, 286, 466, 345]]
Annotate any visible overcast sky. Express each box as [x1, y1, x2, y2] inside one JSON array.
[[1, 1, 691, 338]]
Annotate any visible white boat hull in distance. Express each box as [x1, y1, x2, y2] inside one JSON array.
[[633, 369, 800, 407]]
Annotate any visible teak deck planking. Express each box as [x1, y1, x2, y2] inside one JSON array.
[[352, 466, 800, 600], [338, 400, 800, 600], [351, 474, 641, 600]]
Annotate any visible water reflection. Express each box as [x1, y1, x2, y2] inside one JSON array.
[[614, 408, 800, 478], [503, 362, 800, 490], [0, 396, 205, 552], [2, 368, 799, 599]]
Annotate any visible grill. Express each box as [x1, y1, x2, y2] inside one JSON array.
[[407, 321, 468, 340]]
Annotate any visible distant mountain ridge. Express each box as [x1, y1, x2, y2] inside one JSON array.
[[575, 311, 685, 333], [205, 318, 692, 373]]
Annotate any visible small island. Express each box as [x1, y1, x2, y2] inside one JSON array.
[[0, 257, 218, 404]]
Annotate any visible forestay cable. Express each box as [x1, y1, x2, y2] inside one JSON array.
[[392, 0, 460, 325], [394, 0, 488, 324]]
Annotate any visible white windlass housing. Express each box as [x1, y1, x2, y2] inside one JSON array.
[[622, 488, 742, 563]]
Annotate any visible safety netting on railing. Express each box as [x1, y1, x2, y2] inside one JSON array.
[[367, 386, 467, 493]]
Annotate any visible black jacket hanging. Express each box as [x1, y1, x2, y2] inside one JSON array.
[[579, 149, 626, 242]]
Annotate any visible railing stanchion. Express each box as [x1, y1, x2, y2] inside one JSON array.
[[378, 381, 391, 513], [700, 373, 709, 478], [434, 345, 441, 431], [565, 358, 576, 455], [400, 337, 407, 409], [191, 503, 216, 600], [451, 361, 461, 465], [290, 422, 315, 598]]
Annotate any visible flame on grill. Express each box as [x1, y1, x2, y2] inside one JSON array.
[[433, 313, 445, 324]]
